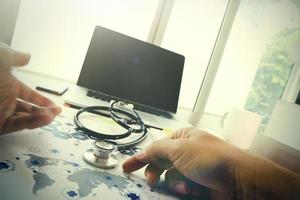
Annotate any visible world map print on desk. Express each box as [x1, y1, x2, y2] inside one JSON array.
[[0, 110, 178, 200]]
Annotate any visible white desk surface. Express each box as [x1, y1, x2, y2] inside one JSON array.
[[0, 69, 194, 200], [2, 69, 300, 200]]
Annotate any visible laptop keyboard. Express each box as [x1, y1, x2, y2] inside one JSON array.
[[86, 90, 173, 119]]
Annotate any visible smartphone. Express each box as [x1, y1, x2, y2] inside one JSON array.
[[36, 84, 68, 96]]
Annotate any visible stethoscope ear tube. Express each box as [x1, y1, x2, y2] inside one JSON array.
[[73, 103, 147, 150], [107, 128, 147, 151]]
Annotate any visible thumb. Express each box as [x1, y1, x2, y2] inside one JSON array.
[[0, 42, 31, 67]]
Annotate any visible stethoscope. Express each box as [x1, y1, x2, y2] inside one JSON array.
[[74, 101, 147, 168]]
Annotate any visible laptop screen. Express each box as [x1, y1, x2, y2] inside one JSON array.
[[77, 26, 185, 113]]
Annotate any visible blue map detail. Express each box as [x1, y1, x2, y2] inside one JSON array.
[[40, 119, 60, 132], [0, 116, 165, 200], [0, 161, 9, 170], [71, 132, 88, 140], [41, 125, 57, 132], [32, 172, 55, 194], [23, 154, 80, 194], [65, 122, 74, 126], [127, 192, 140, 200], [41, 121, 76, 140], [50, 120, 61, 126], [0, 155, 159, 199], [73, 163, 80, 167], [50, 149, 59, 154], [67, 190, 78, 197], [30, 159, 41, 166], [62, 188, 80, 200], [0, 160, 15, 172], [53, 131, 72, 139], [67, 168, 131, 198]]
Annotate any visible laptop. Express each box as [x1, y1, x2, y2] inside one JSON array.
[[64, 26, 185, 128]]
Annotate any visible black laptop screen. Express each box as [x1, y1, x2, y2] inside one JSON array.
[[77, 26, 185, 113]]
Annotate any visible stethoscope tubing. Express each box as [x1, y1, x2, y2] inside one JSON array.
[[74, 104, 147, 150]]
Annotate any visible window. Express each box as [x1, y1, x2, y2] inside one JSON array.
[[12, 0, 160, 82], [205, 0, 300, 127], [160, 0, 229, 109]]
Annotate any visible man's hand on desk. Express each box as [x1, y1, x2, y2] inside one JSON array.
[[123, 127, 300, 200], [0, 42, 61, 134]]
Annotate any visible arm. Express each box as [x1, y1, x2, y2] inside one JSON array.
[[123, 127, 300, 200], [233, 149, 300, 200]]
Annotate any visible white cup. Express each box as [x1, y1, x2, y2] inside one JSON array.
[[221, 107, 262, 150]]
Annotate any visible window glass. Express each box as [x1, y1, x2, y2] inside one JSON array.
[[12, 0, 159, 82], [206, 0, 300, 125], [161, 0, 229, 109]]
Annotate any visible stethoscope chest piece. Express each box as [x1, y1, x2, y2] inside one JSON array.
[[83, 140, 118, 169]]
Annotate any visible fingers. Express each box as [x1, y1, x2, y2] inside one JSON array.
[[123, 138, 177, 188], [15, 99, 61, 116], [18, 82, 54, 106], [122, 153, 147, 173], [122, 153, 170, 188], [171, 127, 205, 140], [165, 168, 209, 197], [12, 50, 31, 66], [165, 169, 191, 195], [0, 42, 30, 68], [18, 83, 62, 115], [1, 100, 61, 134], [136, 138, 178, 165], [171, 128, 192, 139], [2, 108, 54, 133], [165, 169, 190, 194], [15, 99, 37, 113], [0, 96, 17, 132], [123, 138, 176, 173], [144, 164, 165, 187]]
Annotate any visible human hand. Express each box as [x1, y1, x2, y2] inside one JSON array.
[[123, 127, 237, 199], [0, 42, 61, 134]]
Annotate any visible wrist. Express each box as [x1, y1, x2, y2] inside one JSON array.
[[205, 141, 252, 199], [231, 149, 300, 200], [232, 150, 257, 200]]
